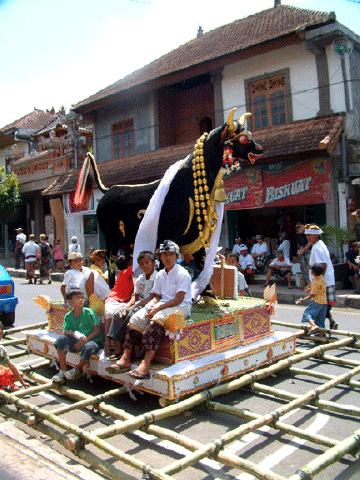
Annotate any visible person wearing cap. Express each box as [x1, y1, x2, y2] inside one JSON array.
[[107, 240, 191, 380], [262, 249, 293, 288], [232, 237, 245, 256], [345, 241, 360, 290], [305, 225, 338, 329], [14, 227, 26, 270], [251, 234, 270, 273], [22, 234, 39, 284], [68, 236, 81, 256], [351, 209, 360, 242], [61, 252, 91, 306], [238, 245, 256, 284]]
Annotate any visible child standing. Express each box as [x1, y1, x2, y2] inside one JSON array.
[[108, 240, 191, 379], [297, 263, 327, 336], [107, 251, 157, 361], [52, 288, 102, 382], [61, 252, 91, 306], [0, 323, 30, 392]]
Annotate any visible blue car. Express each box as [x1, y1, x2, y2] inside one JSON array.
[[0, 265, 18, 326]]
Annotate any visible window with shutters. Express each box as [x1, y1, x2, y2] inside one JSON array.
[[249, 75, 288, 129], [112, 119, 134, 159]]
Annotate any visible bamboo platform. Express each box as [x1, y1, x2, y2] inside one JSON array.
[[1, 321, 360, 480]]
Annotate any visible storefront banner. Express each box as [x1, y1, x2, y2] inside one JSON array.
[[224, 159, 331, 210], [262, 159, 331, 207], [224, 167, 263, 210]]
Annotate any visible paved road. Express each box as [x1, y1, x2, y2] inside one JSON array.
[[1, 278, 360, 480]]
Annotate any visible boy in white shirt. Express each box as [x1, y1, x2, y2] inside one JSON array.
[[226, 253, 248, 297], [262, 249, 293, 288], [107, 240, 191, 379], [238, 245, 256, 283], [61, 252, 91, 305], [107, 251, 157, 359]]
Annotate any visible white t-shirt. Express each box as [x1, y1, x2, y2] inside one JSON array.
[[251, 242, 269, 256], [16, 233, 26, 245], [232, 243, 246, 255], [134, 270, 157, 300], [68, 243, 81, 255], [309, 240, 335, 286], [63, 267, 91, 298], [237, 271, 248, 295], [92, 270, 110, 300], [270, 256, 292, 269], [239, 253, 255, 271], [278, 239, 291, 259], [22, 241, 39, 261], [151, 263, 192, 316]]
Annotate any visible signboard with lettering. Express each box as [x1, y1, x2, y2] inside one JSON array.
[[224, 167, 263, 210], [262, 159, 331, 207], [224, 160, 331, 210]]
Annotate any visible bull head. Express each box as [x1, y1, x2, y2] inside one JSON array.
[[224, 108, 263, 171]]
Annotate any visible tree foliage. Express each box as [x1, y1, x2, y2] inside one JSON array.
[[0, 166, 20, 212]]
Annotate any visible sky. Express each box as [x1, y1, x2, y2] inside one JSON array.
[[0, 0, 360, 129]]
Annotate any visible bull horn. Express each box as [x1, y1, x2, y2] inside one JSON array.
[[239, 112, 252, 128], [227, 108, 237, 132]]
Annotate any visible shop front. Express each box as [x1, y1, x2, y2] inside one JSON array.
[[224, 158, 332, 256]]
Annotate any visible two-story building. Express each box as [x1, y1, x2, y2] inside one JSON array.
[[43, 2, 360, 256]]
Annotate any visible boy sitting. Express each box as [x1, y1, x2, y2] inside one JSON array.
[[107, 240, 191, 379], [52, 287, 102, 382], [107, 251, 157, 359], [226, 252, 248, 297]]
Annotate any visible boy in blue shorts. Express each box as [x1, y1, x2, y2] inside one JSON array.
[[52, 287, 102, 382], [297, 263, 327, 336]]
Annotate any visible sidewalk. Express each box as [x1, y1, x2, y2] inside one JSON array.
[[4, 261, 360, 309], [0, 420, 106, 480]]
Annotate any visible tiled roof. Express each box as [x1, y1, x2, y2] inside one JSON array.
[[0, 109, 59, 135], [42, 114, 344, 197], [74, 5, 333, 111], [254, 113, 345, 159]]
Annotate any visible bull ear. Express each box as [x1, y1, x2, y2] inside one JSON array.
[[239, 112, 252, 129], [227, 108, 237, 132]]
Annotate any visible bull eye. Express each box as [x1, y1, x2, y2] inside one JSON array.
[[239, 135, 248, 144]]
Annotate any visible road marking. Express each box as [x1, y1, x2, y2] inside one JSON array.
[[236, 412, 329, 479]]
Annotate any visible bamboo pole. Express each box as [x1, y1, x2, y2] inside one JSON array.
[[289, 366, 360, 389], [8, 350, 29, 359], [16, 370, 288, 480], [3, 321, 48, 336], [0, 404, 137, 480], [288, 427, 360, 480], [296, 348, 360, 367], [0, 338, 26, 347], [0, 388, 174, 480], [205, 401, 339, 448], [46, 386, 127, 416], [161, 364, 360, 476], [272, 320, 360, 340], [249, 381, 360, 418]]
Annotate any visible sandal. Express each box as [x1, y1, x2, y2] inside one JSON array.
[[105, 365, 131, 375], [109, 353, 122, 360], [309, 326, 320, 335], [128, 369, 151, 380]]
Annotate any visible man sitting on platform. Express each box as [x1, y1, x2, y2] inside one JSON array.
[[261, 249, 293, 289], [106, 240, 192, 380]]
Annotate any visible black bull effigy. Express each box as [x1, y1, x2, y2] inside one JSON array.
[[76, 109, 263, 294]]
